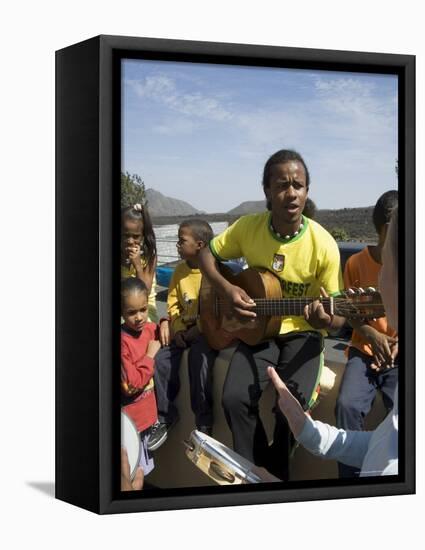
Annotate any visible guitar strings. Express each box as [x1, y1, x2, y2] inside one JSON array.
[[215, 298, 385, 317], [216, 300, 384, 309], [216, 304, 384, 315], [215, 301, 384, 308], [216, 297, 381, 304]]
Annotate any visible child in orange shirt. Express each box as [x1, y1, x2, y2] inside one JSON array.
[[335, 190, 398, 478]]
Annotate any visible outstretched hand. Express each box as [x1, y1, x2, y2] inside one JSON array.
[[267, 366, 308, 438]]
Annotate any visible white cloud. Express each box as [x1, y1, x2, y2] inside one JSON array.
[[153, 118, 197, 136], [233, 75, 396, 157], [127, 75, 233, 124], [127, 72, 396, 149], [314, 76, 375, 95], [129, 75, 175, 97], [312, 75, 397, 135]]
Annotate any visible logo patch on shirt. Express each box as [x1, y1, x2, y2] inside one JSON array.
[[272, 254, 285, 272], [183, 292, 192, 305]]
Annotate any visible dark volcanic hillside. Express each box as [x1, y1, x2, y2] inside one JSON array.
[[315, 207, 375, 241], [146, 188, 203, 217], [227, 200, 266, 215]]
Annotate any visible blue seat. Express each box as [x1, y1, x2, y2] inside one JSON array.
[[156, 266, 174, 288]]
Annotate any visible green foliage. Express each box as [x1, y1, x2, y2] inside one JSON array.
[[315, 207, 376, 242], [121, 172, 146, 209], [329, 227, 349, 241]]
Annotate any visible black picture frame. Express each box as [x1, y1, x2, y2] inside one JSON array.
[[56, 34, 415, 514]]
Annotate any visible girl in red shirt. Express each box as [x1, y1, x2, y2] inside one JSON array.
[[121, 277, 161, 477]]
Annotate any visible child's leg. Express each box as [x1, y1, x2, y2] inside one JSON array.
[[187, 334, 218, 429], [335, 348, 378, 429], [378, 366, 398, 412], [153, 343, 184, 424], [268, 331, 323, 481], [335, 347, 378, 478], [139, 431, 155, 476]]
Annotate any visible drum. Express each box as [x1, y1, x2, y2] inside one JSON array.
[[121, 411, 141, 480], [184, 430, 262, 485]]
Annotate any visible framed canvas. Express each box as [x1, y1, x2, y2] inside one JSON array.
[[56, 34, 415, 514]]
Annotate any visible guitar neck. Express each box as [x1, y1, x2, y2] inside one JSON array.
[[250, 297, 334, 316], [213, 266, 384, 321]]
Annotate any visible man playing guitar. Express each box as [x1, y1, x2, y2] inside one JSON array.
[[198, 149, 345, 479]]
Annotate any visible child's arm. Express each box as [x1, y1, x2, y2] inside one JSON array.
[[351, 323, 397, 370], [167, 266, 202, 347], [344, 256, 396, 369], [268, 367, 371, 469], [344, 256, 373, 334], [167, 269, 187, 335], [121, 338, 157, 392], [128, 245, 157, 291], [158, 318, 170, 347], [140, 255, 157, 291]]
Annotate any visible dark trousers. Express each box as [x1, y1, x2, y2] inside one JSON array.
[[154, 334, 218, 427], [335, 347, 398, 478], [221, 331, 323, 480]]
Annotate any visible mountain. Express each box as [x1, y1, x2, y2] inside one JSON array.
[[227, 200, 266, 215], [145, 188, 203, 217]]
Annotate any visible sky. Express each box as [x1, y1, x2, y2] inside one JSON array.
[[122, 59, 398, 213]]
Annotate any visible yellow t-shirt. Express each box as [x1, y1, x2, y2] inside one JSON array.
[[121, 263, 158, 323], [167, 261, 202, 334], [209, 211, 343, 335]]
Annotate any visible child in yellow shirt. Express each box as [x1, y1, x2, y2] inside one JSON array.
[[121, 203, 158, 322], [147, 219, 217, 451]]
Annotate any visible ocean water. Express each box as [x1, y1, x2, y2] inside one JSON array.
[[154, 222, 228, 265]]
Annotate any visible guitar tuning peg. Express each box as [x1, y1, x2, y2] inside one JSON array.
[[345, 288, 356, 296], [365, 286, 376, 294], [347, 287, 363, 295]]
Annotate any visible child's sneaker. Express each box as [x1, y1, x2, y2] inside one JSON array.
[[147, 420, 176, 451]]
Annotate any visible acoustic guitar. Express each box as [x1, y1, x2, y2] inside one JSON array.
[[199, 264, 385, 350]]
